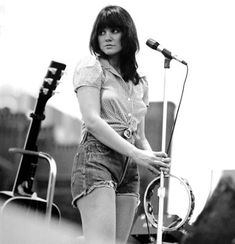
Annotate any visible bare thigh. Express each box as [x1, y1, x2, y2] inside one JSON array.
[[116, 194, 138, 244], [76, 187, 116, 244]]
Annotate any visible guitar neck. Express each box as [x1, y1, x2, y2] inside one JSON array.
[[12, 61, 66, 196], [13, 109, 45, 195]]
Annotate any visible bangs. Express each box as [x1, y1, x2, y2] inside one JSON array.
[[97, 10, 125, 31]]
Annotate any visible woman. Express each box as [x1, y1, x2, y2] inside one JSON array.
[[71, 5, 170, 244]]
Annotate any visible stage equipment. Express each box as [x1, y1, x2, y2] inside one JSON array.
[[144, 40, 192, 244], [0, 149, 60, 221], [146, 38, 187, 65], [181, 171, 235, 244], [0, 61, 66, 220]]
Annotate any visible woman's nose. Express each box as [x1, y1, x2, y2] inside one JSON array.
[[104, 31, 112, 41]]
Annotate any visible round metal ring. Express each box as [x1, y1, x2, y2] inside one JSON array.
[[143, 174, 195, 232]]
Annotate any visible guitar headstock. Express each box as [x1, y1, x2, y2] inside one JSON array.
[[40, 61, 66, 102]]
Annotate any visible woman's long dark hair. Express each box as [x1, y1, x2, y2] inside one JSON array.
[[89, 5, 140, 84]]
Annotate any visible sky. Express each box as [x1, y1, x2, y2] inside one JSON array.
[[1, 0, 235, 221]]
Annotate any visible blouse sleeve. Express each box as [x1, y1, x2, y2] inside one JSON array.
[[73, 56, 103, 93]]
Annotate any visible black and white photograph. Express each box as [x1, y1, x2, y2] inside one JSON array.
[[0, 1, 235, 243]]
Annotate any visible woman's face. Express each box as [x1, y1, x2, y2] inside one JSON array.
[[98, 27, 122, 57]]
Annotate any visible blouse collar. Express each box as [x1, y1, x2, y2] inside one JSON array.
[[98, 57, 122, 79]]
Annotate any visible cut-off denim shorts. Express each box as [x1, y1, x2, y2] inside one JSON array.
[[71, 132, 140, 208]]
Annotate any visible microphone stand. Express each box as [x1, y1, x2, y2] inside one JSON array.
[[156, 57, 171, 244]]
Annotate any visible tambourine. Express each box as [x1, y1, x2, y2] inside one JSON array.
[[143, 174, 195, 232]]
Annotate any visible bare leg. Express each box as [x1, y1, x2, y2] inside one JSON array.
[[76, 187, 116, 244], [116, 195, 138, 244]]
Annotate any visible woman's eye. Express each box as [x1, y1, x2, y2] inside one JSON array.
[[98, 28, 121, 36], [98, 29, 106, 35], [112, 28, 120, 33]]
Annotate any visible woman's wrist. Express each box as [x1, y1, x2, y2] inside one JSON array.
[[127, 144, 138, 159]]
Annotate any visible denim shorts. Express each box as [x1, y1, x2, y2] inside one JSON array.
[[71, 132, 140, 207]]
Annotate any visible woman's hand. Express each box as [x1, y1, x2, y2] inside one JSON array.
[[131, 149, 171, 175]]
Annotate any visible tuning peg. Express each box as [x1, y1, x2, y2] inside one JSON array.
[[61, 70, 66, 76], [44, 78, 54, 85], [42, 88, 49, 95], [48, 67, 57, 75], [56, 81, 62, 86], [52, 91, 60, 96]]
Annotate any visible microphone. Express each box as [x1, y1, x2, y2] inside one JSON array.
[[146, 38, 187, 65]]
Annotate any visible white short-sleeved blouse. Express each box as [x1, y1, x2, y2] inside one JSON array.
[[73, 55, 149, 139]]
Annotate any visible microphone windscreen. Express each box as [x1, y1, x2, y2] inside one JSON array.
[[146, 39, 159, 50]]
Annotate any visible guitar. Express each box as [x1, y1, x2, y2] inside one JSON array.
[[0, 61, 66, 220]]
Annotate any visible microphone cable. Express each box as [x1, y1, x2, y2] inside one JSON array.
[[166, 63, 189, 155]]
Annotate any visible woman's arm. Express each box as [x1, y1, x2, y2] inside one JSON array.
[[76, 86, 170, 173], [135, 117, 170, 169], [77, 86, 137, 157], [135, 117, 152, 151]]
